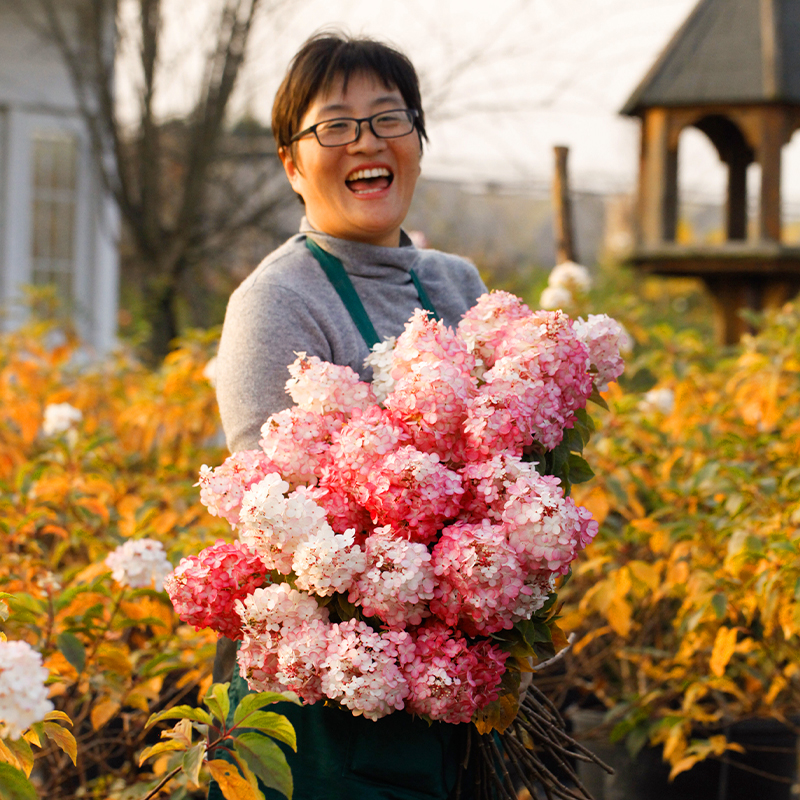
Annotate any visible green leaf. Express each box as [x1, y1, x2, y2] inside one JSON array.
[[233, 692, 300, 727], [235, 712, 296, 752], [567, 453, 595, 484], [41, 721, 77, 766], [146, 705, 214, 730], [138, 739, 187, 766], [182, 742, 206, 787], [0, 763, 38, 800], [234, 731, 293, 800], [624, 366, 657, 393], [205, 683, 231, 727], [57, 632, 85, 674], [573, 408, 595, 446], [711, 593, 727, 619], [588, 384, 610, 409]]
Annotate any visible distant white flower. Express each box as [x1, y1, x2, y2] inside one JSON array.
[[548, 261, 592, 294], [540, 285, 575, 311], [106, 538, 172, 590], [42, 402, 82, 437], [203, 356, 218, 387], [0, 640, 54, 739], [407, 230, 429, 249], [639, 387, 675, 415]]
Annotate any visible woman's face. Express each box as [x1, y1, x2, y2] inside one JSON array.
[[280, 71, 422, 248]]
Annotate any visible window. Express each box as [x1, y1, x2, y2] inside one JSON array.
[[30, 131, 78, 301]]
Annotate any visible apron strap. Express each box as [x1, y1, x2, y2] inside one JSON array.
[[305, 238, 440, 350]]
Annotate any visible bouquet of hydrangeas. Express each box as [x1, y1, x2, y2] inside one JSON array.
[[165, 291, 625, 797]]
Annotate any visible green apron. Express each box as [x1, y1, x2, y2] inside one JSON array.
[[208, 660, 471, 800]]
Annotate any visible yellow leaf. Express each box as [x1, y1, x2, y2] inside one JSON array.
[[628, 560, 661, 592], [472, 691, 520, 735], [91, 698, 121, 731], [709, 626, 738, 678], [669, 754, 703, 780], [573, 625, 613, 656], [606, 597, 633, 637], [96, 643, 132, 677], [765, 675, 787, 706], [206, 759, 264, 800]]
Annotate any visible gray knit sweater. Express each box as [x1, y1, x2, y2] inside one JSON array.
[[216, 218, 487, 453]]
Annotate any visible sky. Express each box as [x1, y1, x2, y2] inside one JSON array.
[[144, 0, 800, 205]]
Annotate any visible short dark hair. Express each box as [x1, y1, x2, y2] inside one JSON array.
[[272, 31, 428, 153]]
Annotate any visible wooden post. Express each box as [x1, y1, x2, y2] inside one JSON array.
[[757, 111, 783, 242], [726, 148, 748, 240], [638, 108, 679, 246], [552, 145, 577, 264]]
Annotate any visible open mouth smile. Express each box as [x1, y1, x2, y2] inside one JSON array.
[[345, 166, 394, 195]]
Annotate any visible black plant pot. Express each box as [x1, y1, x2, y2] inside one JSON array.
[[570, 710, 798, 800]]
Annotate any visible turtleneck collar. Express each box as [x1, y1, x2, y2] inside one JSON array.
[[299, 216, 418, 280]]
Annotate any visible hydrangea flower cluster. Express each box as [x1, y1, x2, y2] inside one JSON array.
[[167, 292, 626, 725], [106, 538, 173, 591], [0, 640, 54, 740]]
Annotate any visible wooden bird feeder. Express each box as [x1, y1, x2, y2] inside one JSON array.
[[622, 0, 800, 343]]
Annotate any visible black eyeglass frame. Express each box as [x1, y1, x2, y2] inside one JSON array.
[[289, 108, 419, 147]]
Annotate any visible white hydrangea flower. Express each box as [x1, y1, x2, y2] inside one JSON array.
[[293, 527, 366, 597], [540, 285, 575, 311], [639, 386, 675, 415], [42, 402, 82, 437], [0, 640, 54, 739], [364, 337, 397, 404], [239, 476, 330, 573], [105, 538, 173, 590], [548, 260, 592, 294], [202, 356, 218, 387]]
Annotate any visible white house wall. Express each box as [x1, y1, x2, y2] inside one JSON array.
[[0, 2, 118, 353]]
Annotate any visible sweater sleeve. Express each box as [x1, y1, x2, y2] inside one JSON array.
[[215, 280, 333, 453]]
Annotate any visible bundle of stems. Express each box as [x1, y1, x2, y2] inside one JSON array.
[[455, 685, 612, 800]]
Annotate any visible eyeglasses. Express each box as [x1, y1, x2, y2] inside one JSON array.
[[290, 108, 419, 147]]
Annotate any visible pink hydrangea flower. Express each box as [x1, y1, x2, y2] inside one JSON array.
[[430, 519, 535, 636], [327, 405, 410, 493], [286, 352, 377, 414], [364, 446, 464, 544], [385, 359, 476, 460], [198, 450, 277, 527], [460, 454, 539, 522], [238, 475, 330, 573], [164, 540, 270, 640], [391, 308, 475, 376], [464, 311, 593, 453], [573, 314, 630, 391], [403, 621, 508, 723], [457, 291, 533, 370], [501, 470, 598, 574], [349, 526, 436, 629], [306, 479, 373, 538], [321, 620, 413, 720], [259, 407, 345, 487], [385, 310, 476, 459]]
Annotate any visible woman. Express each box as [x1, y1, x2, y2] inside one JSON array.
[[211, 31, 487, 800]]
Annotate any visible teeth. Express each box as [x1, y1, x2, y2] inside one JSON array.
[[347, 167, 391, 181]]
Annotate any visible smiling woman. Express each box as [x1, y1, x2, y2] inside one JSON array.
[[211, 31, 487, 800]]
